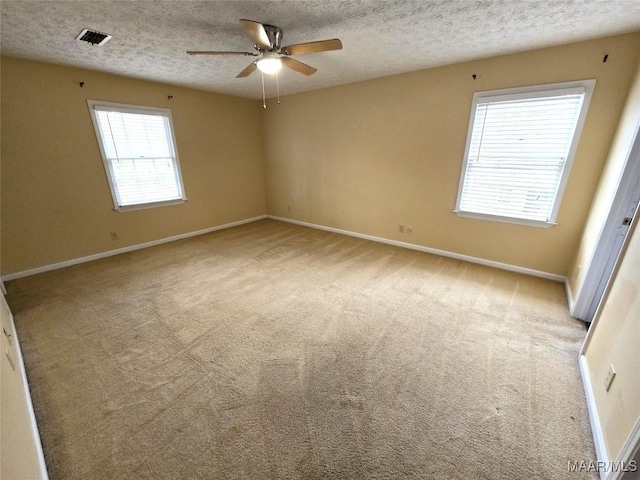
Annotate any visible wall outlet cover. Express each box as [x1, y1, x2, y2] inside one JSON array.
[[604, 364, 616, 392]]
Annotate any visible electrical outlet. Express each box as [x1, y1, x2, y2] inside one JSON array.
[[398, 225, 405, 233], [604, 364, 616, 392], [110, 232, 118, 241], [406, 225, 413, 234]]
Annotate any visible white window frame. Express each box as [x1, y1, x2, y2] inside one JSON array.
[[87, 100, 187, 212], [454, 80, 596, 228]]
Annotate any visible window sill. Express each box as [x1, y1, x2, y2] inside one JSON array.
[[114, 198, 187, 212], [453, 210, 556, 228]]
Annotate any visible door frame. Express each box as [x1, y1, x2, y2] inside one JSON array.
[[577, 115, 640, 480], [572, 117, 640, 321]]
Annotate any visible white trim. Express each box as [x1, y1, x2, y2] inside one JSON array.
[[578, 358, 640, 480], [453, 210, 556, 228], [0, 280, 6, 296], [3, 297, 50, 479], [87, 99, 187, 211], [1, 215, 267, 282], [114, 198, 186, 212], [472, 82, 591, 100], [577, 211, 640, 479], [609, 419, 640, 480], [268, 215, 565, 282], [479, 85, 588, 104], [580, 217, 640, 356], [579, 355, 610, 480], [455, 79, 596, 226], [573, 117, 640, 321]]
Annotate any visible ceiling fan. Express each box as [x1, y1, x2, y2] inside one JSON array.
[[187, 19, 343, 78]]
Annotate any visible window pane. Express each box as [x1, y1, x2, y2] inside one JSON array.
[[92, 104, 184, 208], [111, 158, 182, 206], [96, 111, 173, 160], [459, 91, 585, 222]]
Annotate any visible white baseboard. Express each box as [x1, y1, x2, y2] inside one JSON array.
[[2, 215, 267, 282], [3, 213, 566, 286], [268, 215, 566, 282], [579, 355, 610, 480]]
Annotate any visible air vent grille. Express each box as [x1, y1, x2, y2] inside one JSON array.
[[76, 29, 112, 46]]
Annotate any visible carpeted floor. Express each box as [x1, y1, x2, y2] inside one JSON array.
[[7, 219, 596, 479]]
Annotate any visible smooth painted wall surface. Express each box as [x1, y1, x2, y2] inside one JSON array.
[[263, 33, 640, 276], [584, 217, 640, 461], [1, 57, 266, 275], [568, 60, 640, 299]]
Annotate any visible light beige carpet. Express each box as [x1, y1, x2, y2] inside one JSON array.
[[7, 219, 596, 479]]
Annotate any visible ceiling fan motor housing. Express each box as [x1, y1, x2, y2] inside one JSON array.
[[260, 24, 283, 51]]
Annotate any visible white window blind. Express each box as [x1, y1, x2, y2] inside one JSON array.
[[88, 102, 185, 210], [456, 82, 594, 226]]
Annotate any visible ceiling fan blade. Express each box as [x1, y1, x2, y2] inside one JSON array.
[[240, 19, 271, 50], [281, 39, 342, 56], [281, 57, 317, 76], [236, 61, 258, 78], [187, 51, 258, 56]]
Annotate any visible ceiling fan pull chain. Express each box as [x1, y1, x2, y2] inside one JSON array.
[[261, 71, 266, 109], [276, 72, 281, 105]]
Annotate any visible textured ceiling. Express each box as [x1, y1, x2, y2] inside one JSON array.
[[2, 0, 640, 100]]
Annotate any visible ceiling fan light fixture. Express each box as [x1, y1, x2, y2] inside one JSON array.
[[256, 53, 282, 75]]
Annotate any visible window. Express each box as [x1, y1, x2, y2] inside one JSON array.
[[455, 80, 595, 227], [88, 100, 186, 211]]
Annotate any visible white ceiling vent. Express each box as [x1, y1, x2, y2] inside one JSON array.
[[75, 29, 112, 46]]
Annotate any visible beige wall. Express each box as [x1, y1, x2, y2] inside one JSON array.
[[569, 59, 640, 299], [263, 33, 640, 276], [584, 216, 640, 461], [1, 57, 266, 275], [3, 33, 640, 278]]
